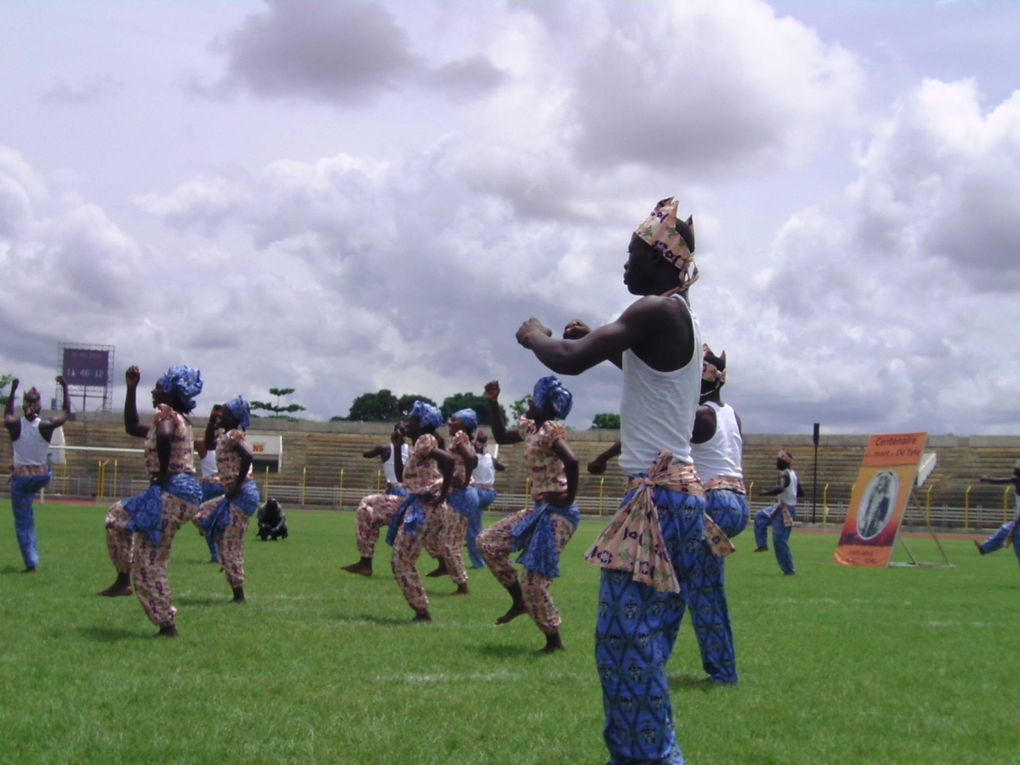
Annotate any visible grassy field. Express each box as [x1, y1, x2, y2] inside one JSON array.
[[1, 501, 1018, 765]]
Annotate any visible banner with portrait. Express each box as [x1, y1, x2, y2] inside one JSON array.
[[835, 433, 927, 568]]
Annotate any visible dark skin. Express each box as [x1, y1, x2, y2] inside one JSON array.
[[196, 404, 223, 458], [122, 365, 187, 487], [215, 405, 254, 499], [979, 469, 1020, 492], [447, 418, 478, 490], [518, 234, 695, 376], [483, 380, 578, 508], [473, 435, 506, 472], [4, 376, 71, 443], [691, 364, 743, 446], [587, 440, 621, 475], [391, 415, 455, 503], [761, 459, 793, 497]]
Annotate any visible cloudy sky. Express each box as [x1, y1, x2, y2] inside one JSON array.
[[2, 0, 1019, 436]]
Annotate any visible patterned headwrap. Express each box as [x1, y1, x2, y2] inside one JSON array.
[[634, 197, 698, 289], [702, 344, 727, 386], [156, 365, 203, 414], [532, 375, 573, 420], [225, 395, 251, 431], [409, 400, 444, 432], [450, 408, 478, 434], [778, 449, 794, 465]]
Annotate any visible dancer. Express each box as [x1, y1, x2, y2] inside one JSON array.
[[98, 365, 203, 638], [516, 197, 703, 762], [467, 431, 505, 569], [192, 396, 259, 603], [4, 376, 70, 572], [341, 427, 410, 577], [754, 449, 800, 575], [688, 345, 748, 684], [195, 404, 224, 563], [425, 409, 477, 594], [975, 462, 1020, 563], [478, 377, 579, 653], [385, 401, 454, 622]]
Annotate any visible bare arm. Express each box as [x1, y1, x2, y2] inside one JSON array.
[[587, 440, 621, 475], [391, 428, 405, 482], [3, 378, 20, 438], [40, 376, 71, 440], [980, 475, 1015, 484], [363, 444, 390, 460], [483, 381, 522, 445], [452, 440, 478, 482], [226, 439, 254, 498], [429, 448, 456, 503], [550, 437, 579, 507], [123, 366, 148, 439], [761, 472, 791, 497], [153, 418, 174, 485], [691, 404, 717, 445]]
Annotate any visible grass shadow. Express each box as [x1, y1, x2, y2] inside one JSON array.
[[476, 643, 535, 659], [77, 625, 146, 643]]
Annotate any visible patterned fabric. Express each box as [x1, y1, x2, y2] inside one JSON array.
[[402, 434, 443, 496], [511, 501, 580, 579], [478, 506, 577, 634], [450, 408, 478, 434], [778, 448, 794, 465], [122, 473, 202, 547], [107, 492, 197, 627], [218, 506, 252, 588], [224, 395, 251, 431], [10, 469, 50, 568], [353, 492, 404, 558], [532, 376, 573, 420], [215, 429, 249, 484], [596, 486, 705, 765], [409, 400, 444, 431], [519, 418, 569, 498], [143, 406, 196, 477], [196, 479, 260, 542], [386, 494, 432, 547], [586, 451, 705, 594], [390, 497, 446, 613], [450, 430, 474, 487], [634, 196, 697, 289], [682, 488, 749, 685], [156, 365, 203, 413], [438, 498, 471, 585], [705, 475, 745, 493]]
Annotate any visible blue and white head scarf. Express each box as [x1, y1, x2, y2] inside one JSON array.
[[532, 375, 572, 420], [450, 408, 478, 434], [409, 400, 444, 432], [156, 365, 203, 414], [225, 395, 251, 431]]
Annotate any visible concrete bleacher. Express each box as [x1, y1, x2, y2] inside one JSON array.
[[3, 412, 1017, 530]]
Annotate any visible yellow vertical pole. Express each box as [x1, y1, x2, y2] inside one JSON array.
[[964, 485, 973, 530], [301, 467, 307, 507], [822, 483, 830, 524], [339, 468, 345, 510], [97, 460, 108, 499], [113, 460, 119, 499], [926, 484, 935, 525], [598, 477, 605, 516], [263, 466, 271, 500]]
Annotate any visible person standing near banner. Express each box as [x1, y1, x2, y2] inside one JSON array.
[[4, 376, 70, 572], [754, 449, 800, 575], [516, 197, 704, 762], [975, 461, 1020, 563]]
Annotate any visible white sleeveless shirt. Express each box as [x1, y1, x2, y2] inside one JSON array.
[[691, 401, 743, 482], [619, 295, 702, 474], [14, 416, 50, 466], [384, 443, 410, 484], [472, 453, 496, 485], [779, 469, 799, 505]]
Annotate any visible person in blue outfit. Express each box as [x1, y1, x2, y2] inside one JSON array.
[[517, 197, 703, 764], [975, 461, 1020, 564], [687, 345, 748, 684], [4, 376, 70, 572], [754, 449, 800, 575]]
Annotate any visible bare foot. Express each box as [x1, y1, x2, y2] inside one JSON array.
[[495, 602, 527, 625]]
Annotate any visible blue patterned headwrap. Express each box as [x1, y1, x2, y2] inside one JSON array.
[[450, 408, 478, 434], [409, 400, 444, 431], [156, 365, 203, 414], [532, 375, 572, 420], [225, 395, 251, 431]]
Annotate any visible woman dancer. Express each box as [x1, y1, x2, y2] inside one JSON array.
[[193, 396, 259, 603], [194, 403, 224, 563], [432, 409, 478, 594], [98, 365, 203, 637], [385, 401, 455, 621], [479, 377, 579, 653]]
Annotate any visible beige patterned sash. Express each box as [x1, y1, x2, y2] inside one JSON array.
[[584, 450, 704, 594]]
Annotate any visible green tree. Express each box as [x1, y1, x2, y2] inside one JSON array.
[[345, 389, 400, 421], [251, 387, 307, 418], [591, 412, 621, 429], [0, 373, 12, 409], [440, 391, 498, 426], [509, 396, 529, 426]]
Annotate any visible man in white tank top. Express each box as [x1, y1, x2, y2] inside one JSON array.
[[754, 449, 800, 574], [4, 376, 70, 572], [975, 462, 1020, 564], [516, 197, 702, 765], [688, 345, 749, 685]]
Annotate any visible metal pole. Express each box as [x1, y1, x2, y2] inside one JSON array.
[[811, 422, 820, 523]]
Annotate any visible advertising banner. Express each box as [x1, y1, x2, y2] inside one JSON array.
[[62, 348, 110, 386], [835, 433, 927, 568]]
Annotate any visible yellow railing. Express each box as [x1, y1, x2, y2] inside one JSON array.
[[926, 484, 935, 525], [338, 468, 345, 510], [300, 467, 307, 506], [964, 485, 973, 529], [97, 460, 110, 498]]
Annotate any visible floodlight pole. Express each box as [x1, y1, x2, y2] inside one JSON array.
[[811, 422, 820, 523]]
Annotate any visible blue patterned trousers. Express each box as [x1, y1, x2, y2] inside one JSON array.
[[978, 521, 1020, 563], [11, 471, 51, 569], [754, 503, 796, 574]]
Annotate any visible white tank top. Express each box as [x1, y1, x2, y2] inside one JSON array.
[[384, 443, 410, 484], [779, 469, 799, 505], [619, 295, 702, 473], [472, 453, 496, 485], [13, 416, 50, 466], [691, 402, 743, 482], [200, 449, 219, 479]]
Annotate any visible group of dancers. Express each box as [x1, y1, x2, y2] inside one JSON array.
[[1, 196, 824, 764]]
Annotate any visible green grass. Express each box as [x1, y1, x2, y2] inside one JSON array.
[[1, 502, 1018, 764]]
